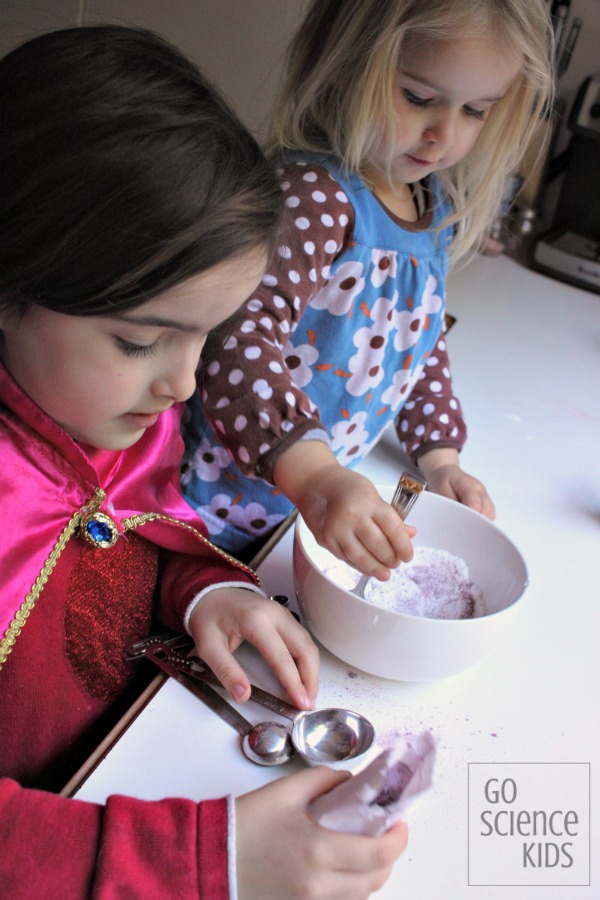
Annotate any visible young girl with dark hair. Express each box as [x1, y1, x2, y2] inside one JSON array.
[[0, 26, 406, 898]]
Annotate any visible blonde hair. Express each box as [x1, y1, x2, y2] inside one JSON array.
[[269, 0, 555, 266]]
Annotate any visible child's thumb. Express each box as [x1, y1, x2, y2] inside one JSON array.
[[299, 764, 353, 801]]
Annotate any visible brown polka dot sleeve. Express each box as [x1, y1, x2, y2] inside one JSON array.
[[395, 326, 467, 460], [199, 163, 355, 482]]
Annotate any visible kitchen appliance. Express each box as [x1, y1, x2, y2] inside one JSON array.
[[532, 74, 600, 294]]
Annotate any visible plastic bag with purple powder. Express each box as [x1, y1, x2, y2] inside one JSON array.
[[309, 731, 436, 836]]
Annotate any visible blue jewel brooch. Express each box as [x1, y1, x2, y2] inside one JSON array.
[[80, 510, 119, 549]]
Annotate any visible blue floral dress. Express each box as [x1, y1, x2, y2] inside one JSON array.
[[182, 154, 465, 552]]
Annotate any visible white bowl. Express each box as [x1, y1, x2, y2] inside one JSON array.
[[293, 487, 528, 681]]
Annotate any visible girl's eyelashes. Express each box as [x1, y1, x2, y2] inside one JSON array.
[[114, 336, 160, 358], [463, 105, 487, 121], [401, 88, 431, 107], [402, 87, 488, 121]]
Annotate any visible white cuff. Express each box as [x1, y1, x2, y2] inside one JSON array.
[[227, 795, 238, 900], [183, 582, 266, 633], [299, 428, 331, 445]]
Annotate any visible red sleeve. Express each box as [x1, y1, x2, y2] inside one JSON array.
[[395, 329, 467, 460], [157, 547, 260, 632], [199, 161, 355, 483], [0, 779, 229, 900]]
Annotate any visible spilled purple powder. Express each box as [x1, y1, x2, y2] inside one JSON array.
[[370, 761, 413, 807]]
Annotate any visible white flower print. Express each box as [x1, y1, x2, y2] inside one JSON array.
[[184, 436, 231, 484], [330, 411, 370, 465], [381, 363, 424, 412], [370, 249, 398, 287], [283, 340, 320, 387], [201, 494, 285, 538], [421, 274, 443, 314], [392, 274, 443, 352], [228, 502, 285, 537], [199, 493, 241, 536], [392, 306, 427, 352], [309, 260, 365, 316], [345, 296, 395, 397]]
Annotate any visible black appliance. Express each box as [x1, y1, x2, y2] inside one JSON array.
[[532, 74, 600, 294]]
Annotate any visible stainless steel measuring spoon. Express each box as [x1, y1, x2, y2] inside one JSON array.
[[162, 649, 376, 768], [144, 643, 294, 766], [353, 470, 427, 599]]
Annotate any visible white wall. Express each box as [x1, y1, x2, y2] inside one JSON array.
[[0, 0, 309, 137], [3, 0, 598, 121], [1, 0, 597, 181]]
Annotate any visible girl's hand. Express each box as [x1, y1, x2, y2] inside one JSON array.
[[236, 767, 408, 900], [188, 589, 319, 709], [300, 464, 416, 579], [418, 448, 496, 520], [274, 442, 415, 581]]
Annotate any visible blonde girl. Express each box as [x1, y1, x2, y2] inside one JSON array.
[[183, 0, 554, 578]]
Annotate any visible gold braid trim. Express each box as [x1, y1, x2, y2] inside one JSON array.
[[0, 489, 259, 669], [121, 512, 260, 583], [0, 488, 106, 670]]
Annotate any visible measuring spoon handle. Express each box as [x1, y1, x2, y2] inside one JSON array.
[[185, 656, 300, 721], [246, 683, 300, 722], [145, 646, 252, 737]]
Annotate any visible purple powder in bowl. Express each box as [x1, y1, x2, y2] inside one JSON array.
[[324, 547, 486, 620]]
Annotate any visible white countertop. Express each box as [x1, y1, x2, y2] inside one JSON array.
[[74, 256, 599, 899]]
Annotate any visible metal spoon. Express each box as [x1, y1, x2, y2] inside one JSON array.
[[144, 643, 294, 767], [126, 633, 376, 767], [353, 470, 427, 598], [165, 650, 376, 768]]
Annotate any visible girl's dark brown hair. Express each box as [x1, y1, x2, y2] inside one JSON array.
[[0, 26, 283, 316]]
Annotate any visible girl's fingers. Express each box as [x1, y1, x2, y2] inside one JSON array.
[[196, 633, 252, 702], [273, 763, 351, 802], [481, 495, 496, 519], [373, 509, 416, 563], [333, 537, 391, 580], [335, 517, 415, 578], [192, 594, 319, 707], [455, 479, 496, 521], [327, 825, 408, 876], [246, 769, 409, 869], [470, 489, 495, 520], [237, 769, 408, 899], [292, 635, 321, 707], [245, 610, 320, 708]]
